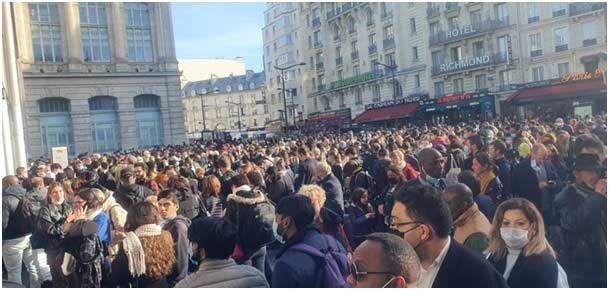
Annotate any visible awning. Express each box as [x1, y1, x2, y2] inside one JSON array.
[[354, 103, 418, 123], [507, 78, 606, 104], [581, 52, 607, 63]]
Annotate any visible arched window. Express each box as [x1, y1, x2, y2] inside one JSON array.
[[38, 97, 74, 156], [348, 16, 356, 34], [238, 84, 244, 91], [366, 7, 374, 26], [133, 94, 163, 147], [226, 85, 232, 92], [89, 96, 120, 152], [249, 82, 255, 90]]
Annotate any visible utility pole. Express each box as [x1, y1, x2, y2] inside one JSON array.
[[374, 61, 398, 100], [197, 91, 207, 130], [274, 62, 306, 134], [225, 100, 243, 132]]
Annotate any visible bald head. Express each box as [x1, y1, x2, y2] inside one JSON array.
[[2, 176, 19, 191], [418, 148, 444, 178], [442, 183, 474, 220]]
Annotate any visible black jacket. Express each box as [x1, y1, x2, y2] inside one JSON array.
[[346, 204, 375, 248], [225, 189, 275, 260], [218, 169, 238, 202], [432, 239, 507, 288], [511, 158, 559, 209], [488, 250, 558, 288], [331, 164, 344, 185], [482, 176, 505, 204], [35, 202, 72, 254], [162, 215, 191, 287], [319, 173, 344, 211], [295, 157, 318, 192], [115, 184, 154, 213], [268, 170, 295, 205], [371, 159, 391, 196], [551, 182, 607, 286], [2, 185, 30, 240], [494, 157, 512, 198]]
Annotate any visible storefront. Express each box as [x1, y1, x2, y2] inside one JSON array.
[[304, 108, 351, 133], [507, 68, 606, 120], [417, 92, 496, 125], [353, 94, 426, 127]]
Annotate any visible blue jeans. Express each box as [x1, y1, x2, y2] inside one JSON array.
[[2, 235, 38, 287]]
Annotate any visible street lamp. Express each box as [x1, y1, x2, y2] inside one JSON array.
[[274, 62, 306, 134], [374, 61, 398, 100], [225, 100, 243, 132]]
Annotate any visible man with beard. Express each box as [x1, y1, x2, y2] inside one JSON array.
[[134, 162, 160, 194]]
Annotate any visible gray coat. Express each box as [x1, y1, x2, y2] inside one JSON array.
[[175, 258, 269, 288]]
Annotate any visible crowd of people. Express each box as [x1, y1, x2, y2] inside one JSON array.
[[2, 115, 607, 288]]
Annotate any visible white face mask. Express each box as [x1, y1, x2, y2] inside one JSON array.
[[500, 227, 529, 250]]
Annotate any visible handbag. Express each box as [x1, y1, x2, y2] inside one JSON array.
[[445, 153, 461, 186]]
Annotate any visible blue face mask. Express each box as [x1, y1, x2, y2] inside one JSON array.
[[463, 145, 470, 157], [273, 219, 285, 244]]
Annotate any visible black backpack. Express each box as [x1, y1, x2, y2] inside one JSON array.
[[177, 188, 203, 220], [9, 192, 43, 235]]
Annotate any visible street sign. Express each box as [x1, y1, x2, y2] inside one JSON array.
[[51, 146, 69, 168]]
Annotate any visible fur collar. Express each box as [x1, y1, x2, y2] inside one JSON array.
[[227, 190, 267, 205]]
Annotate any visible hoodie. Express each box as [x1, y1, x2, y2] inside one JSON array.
[[2, 184, 30, 240], [162, 215, 191, 286]]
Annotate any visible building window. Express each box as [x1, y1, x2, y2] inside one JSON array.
[[557, 63, 570, 78], [337, 70, 343, 80], [339, 93, 345, 108], [368, 33, 377, 46], [431, 50, 443, 67], [434, 81, 444, 97], [552, 3, 567, 17], [383, 25, 394, 40], [353, 88, 362, 105], [348, 16, 356, 34], [39, 97, 74, 156], [89, 96, 120, 152], [499, 70, 511, 89], [80, 3, 110, 62], [497, 35, 508, 59], [527, 3, 540, 23], [453, 78, 464, 94], [125, 3, 153, 62], [381, 2, 392, 17], [475, 74, 487, 90], [554, 27, 569, 52], [414, 74, 421, 88], [472, 41, 484, 58], [412, 46, 419, 61], [29, 3, 63, 63], [448, 16, 459, 31], [314, 97, 318, 111], [312, 7, 320, 21], [583, 21, 597, 46], [470, 10, 482, 28], [366, 7, 374, 26], [353, 65, 360, 76], [529, 32, 543, 57], [410, 18, 416, 34], [313, 30, 322, 46], [372, 84, 381, 102], [430, 22, 440, 37], [495, 3, 508, 24], [450, 46, 462, 62], [333, 23, 340, 40], [532, 66, 544, 82], [386, 53, 396, 67]]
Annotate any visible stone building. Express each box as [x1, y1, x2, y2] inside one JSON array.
[[178, 57, 246, 87], [12, 2, 184, 158]]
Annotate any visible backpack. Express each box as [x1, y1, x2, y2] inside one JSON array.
[[9, 192, 43, 235], [177, 189, 203, 220], [234, 195, 275, 257], [290, 235, 349, 288]]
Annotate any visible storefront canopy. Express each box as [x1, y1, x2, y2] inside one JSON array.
[[354, 103, 418, 123], [507, 78, 606, 104]]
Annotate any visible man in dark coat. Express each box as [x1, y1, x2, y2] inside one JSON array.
[[114, 168, 154, 213], [371, 149, 391, 197], [551, 153, 606, 288], [511, 143, 560, 211], [489, 140, 512, 198], [217, 155, 238, 202], [315, 162, 344, 211], [390, 185, 507, 288], [294, 147, 318, 192]]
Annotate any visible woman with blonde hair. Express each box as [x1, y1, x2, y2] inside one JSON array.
[[487, 198, 560, 287]]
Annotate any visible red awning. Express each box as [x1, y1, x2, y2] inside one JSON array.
[[354, 103, 418, 123], [507, 78, 606, 104]]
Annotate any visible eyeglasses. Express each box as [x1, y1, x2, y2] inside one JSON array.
[[384, 216, 424, 228], [349, 262, 397, 284]]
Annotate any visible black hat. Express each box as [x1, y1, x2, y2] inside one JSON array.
[[573, 153, 603, 172], [120, 167, 134, 179]]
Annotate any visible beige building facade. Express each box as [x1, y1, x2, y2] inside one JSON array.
[[12, 2, 185, 158], [178, 57, 246, 87]]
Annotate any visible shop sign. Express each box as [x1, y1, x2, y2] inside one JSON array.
[[364, 95, 423, 110], [436, 93, 473, 104], [561, 68, 606, 83], [446, 25, 477, 39], [329, 72, 377, 90], [440, 55, 491, 73]]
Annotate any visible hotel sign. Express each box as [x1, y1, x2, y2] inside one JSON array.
[[561, 68, 606, 83], [440, 55, 491, 73], [446, 25, 477, 39]]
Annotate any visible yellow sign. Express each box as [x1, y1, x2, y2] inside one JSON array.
[[561, 68, 606, 83]]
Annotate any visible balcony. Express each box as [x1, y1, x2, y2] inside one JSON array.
[[314, 41, 323, 49], [427, 6, 440, 18], [317, 84, 326, 92], [328, 71, 380, 91], [583, 38, 598, 47], [569, 3, 606, 16], [312, 17, 321, 27], [368, 45, 377, 55], [383, 38, 395, 50], [326, 3, 362, 21], [553, 9, 566, 17], [555, 44, 568, 52], [528, 16, 539, 23], [431, 52, 508, 76], [335, 57, 343, 66], [316, 62, 324, 71], [429, 18, 510, 46], [351, 51, 359, 61], [530, 49, 542, 58]]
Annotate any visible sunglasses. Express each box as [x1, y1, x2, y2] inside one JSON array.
[[350, 262, 397, 283]]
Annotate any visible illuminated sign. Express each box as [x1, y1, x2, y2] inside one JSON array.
[[440, 55, 491, 73], [561, 68, 606, 83], [436, 93, 473, 104]]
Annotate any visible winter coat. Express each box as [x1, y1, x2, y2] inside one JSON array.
[[551, 182, 607, 287], [162, 215, 192, 286], [474, 195, 496, 222], [36, 202, 72, 255], [64, 220, 104, 288], [493, 157, 512, 198], [295, 157, 318, 192], [331, 164, 344, 185], [268, 170, 295, 205], [488, 249, 558, 288], [452, 203, 491, 255], [319, 173, 344, 211], [175, 258, 268, 288], [114, 184, 155, 213], [136, 177, 160, 195], [511, 158, 559, 209], [371, 159, 391, 196], [271, 225, 348, 288], [346, 204, 375, 248], [219, 169, 238, 202], [225, 188, 275, 260], [482, 176, 505, 205], [2, 184, 30, 240]]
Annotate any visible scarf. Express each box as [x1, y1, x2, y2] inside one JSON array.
[[122, 224, 163, 277], [478, 169, 496, 195]]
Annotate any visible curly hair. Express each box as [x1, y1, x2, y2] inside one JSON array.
[[140, 231, 176, 280]]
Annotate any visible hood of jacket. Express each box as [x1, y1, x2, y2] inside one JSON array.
[[164, 214, 192, 230], [227, 189, 266, 205], [3, 184, 26, 196]]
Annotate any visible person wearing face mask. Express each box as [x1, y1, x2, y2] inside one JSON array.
[[158, 190, 191, 287], [487, 198, 561, 288], [347, 233, 421, 288], [346, 188, 376, 248], [441, 183, 491, 255], [176, 217, 268, 288], [36, 182, 72, 287], [389, 185, 507, 288], [461, 135, 485, 171]]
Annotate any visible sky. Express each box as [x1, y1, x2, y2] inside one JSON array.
[[171, 2, 266, 72]]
